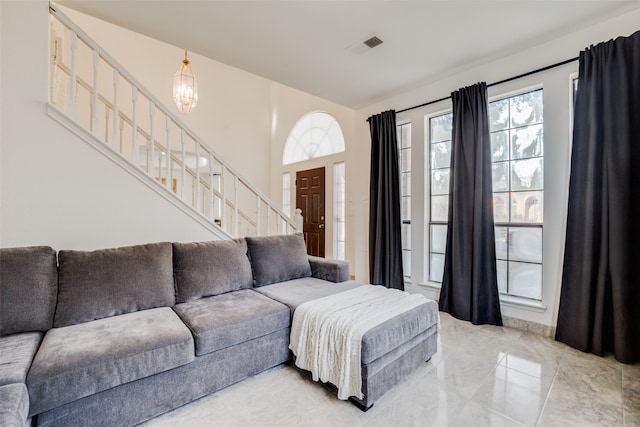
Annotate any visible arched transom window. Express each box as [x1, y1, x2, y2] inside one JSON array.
[[282, 112, 345, 165]]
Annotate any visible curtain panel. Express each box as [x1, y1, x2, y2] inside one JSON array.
[[439, 82, 502, 326], [368, 110, 404, 290], [556, 31, 640, 364]]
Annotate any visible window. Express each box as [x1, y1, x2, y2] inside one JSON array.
[[334, 162, 346, 260], [491, 89, 543, 300], [428, 89, 544, 301], [428, 113, 452, 283], [398, 123, 411, 279], [282, 112, 345, 165]]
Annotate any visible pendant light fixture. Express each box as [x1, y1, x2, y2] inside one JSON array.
[[173, 50, 198, 114]]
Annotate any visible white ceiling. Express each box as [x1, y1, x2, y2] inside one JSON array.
[[58, 1, 640, 109]]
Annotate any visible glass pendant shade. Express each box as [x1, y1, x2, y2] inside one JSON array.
[[173, 50, 198, 114]]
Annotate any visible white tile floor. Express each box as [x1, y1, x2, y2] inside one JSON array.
[[142, 309, 640, 427]]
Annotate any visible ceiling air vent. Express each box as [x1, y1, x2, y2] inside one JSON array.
[[349, 33, 384, 55], [363, 36, 383, 49]]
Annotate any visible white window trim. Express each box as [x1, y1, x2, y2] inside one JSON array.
[[424, 109, 452, 286], [424, 88, 546, 302]]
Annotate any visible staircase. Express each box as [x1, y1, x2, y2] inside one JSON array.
[[48, 5, 299, 239]]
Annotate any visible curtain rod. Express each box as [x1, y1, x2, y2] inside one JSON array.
[[395, 56, 579, 114]]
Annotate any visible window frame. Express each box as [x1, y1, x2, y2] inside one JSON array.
[[426, 88, 545, 302], [426, 110, 452, 285], [333, 162, 346, 260], [282, 172, 291, 218], [282, 111, 345, 165], [397, 121, 412, 280]]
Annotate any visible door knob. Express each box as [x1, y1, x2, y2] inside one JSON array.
[[319, 224, 324, 229]]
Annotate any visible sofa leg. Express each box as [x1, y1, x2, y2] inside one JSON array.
[[349, 397, 373, 412]]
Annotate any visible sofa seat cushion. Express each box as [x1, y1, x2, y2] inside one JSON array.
[[0, 332, 42, 386], [26, 307, 194, 415], [253, 278, 364, 311], [174, 290, 290, 356], [0, 383, 29, 427], [0, 246, 57, 336]]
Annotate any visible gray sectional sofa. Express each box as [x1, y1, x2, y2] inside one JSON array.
[[0, 234, 439, 426]]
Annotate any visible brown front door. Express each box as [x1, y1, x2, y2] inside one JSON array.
[[296, 167, 325, 257]]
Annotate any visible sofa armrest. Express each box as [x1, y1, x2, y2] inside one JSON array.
[[308, 256, 349, 283]]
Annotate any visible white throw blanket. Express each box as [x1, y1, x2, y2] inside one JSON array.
[[289, 285, 429, 400]]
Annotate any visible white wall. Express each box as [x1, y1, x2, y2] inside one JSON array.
[[3, 0, 639, 326], [0, 1, 228, 250], [269, 83, 356, 263], [352, 8, 640, 327], [59, 5, 274, 195], [0, 1, 358, 266], [58, 6, 358, 265]]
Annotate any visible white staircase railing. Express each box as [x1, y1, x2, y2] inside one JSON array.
[[48, 5, 299, 238]]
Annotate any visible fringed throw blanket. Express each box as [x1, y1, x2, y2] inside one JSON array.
[[289, 285, 429, 400]]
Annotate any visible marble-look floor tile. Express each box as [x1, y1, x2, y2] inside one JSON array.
[[438, 314, 477, 340], [367, 383, 468, 427], [554, 347, 623, 408], [279, 394, 373, 427], [421, 351, 501, 399], [502, 316, 552, 337], [624, 362, 640, 427], [538, 380, 623, 427], [624, 364, 640, 393], [441, 327, 513, 361], [626, 385, 640, 409], [513, 331, 566, 363], [217, 370, 331, 424], [496, 346, 560, 381], [626, 411, 640, 427], [476, 323, 524, 341], [449, 401, 527, 427], [426, 346, 448, 368], [141, 314, 635, 427], [561, 345, 622, 369], [472, 365, 553, 426]]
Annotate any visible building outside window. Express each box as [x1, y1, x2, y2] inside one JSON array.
[[282, 112, 345, 165], [428, 88, 544, 301], [491, 89, 544, 300], [428, 113, 452, 283], [282, 172, 291, 217], [333, 162, 346, 260], [397, 123, 411, 280]]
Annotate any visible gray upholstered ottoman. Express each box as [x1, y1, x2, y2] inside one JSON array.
[[255, 278, 440, 410]]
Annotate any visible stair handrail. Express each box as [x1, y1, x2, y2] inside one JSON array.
[[49, 3, 297, 237]]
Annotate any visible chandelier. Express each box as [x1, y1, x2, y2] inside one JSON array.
[[173, 50, 198, 114]]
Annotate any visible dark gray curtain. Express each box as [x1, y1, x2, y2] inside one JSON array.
[[556, 31, 640, 364], [368, 110, 404, 290], [439, 83, 502, 325]]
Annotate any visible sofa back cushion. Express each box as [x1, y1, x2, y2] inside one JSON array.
[[54, 242, 174, 327], [0, 246, 58, 336], [173, 239, 253, 303], [246, 234, 311, 287]]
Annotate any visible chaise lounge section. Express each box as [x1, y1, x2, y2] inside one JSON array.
[[0, 234, 439, 426]]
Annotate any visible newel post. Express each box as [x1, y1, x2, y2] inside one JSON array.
[[295, 208, 303, 233]]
